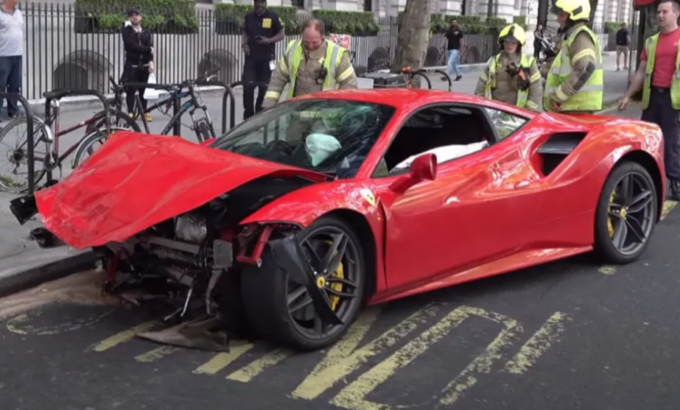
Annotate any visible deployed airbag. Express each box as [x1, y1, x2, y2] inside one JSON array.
[[305, 133, 342, 166]]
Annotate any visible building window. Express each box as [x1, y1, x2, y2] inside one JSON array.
[[292, 0, 304, 9], [364, 0, 372, 11]]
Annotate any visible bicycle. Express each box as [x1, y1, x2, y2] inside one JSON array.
[[127, 68, 220, 139], [70, 68, 223, 170], [0, 87, 139, 194]]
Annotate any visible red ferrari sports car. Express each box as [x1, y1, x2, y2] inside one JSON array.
[[10, 89, 665, 351]]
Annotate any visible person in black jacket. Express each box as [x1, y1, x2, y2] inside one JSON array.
[[241, 0, 284, 119], [121, 7, 154, 122]]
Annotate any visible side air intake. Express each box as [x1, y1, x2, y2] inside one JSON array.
[[537, 132, 587, 176]]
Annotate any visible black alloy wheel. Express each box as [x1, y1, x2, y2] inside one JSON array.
[[240, 215, 366, 351], [595, 161, 658, 264]]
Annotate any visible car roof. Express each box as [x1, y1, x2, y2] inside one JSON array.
[[291, 88, 538, 118]]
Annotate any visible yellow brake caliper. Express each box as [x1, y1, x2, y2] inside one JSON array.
[[608, 190, 616, 238], [320, 240, 345, 311]]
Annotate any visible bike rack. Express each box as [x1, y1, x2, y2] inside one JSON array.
[[193, 80, 235, 135], [430, 69, 453, 91], [228, 81, 270, 131], [43, 88, 111, 184], [410, 69, 434, 89], [0, 93, 35, 194], [121, 82, 181, 136]]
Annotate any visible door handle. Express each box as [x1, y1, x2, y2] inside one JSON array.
[[514, 180, 531, 189]]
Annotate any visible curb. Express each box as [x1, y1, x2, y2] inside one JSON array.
[[0, 247, 96, 298]]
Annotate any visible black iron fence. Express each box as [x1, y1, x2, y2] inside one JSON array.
[[14, 2, 626, 101], [17, 2, 507, 101]]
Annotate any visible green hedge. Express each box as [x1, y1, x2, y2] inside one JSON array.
[[400, 13, 510, 35], [605, 21, 622, 33], [311, 10, 380, 36], [214, 4, 300, 35], [512, 15, 527, 30], [74, 0, 199, 33]]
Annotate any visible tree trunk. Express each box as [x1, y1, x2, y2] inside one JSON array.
[[390, 0, 431, 78]]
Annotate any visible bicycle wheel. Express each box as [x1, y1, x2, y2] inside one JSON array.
[[71, 110, 140, 169], [194, 117, 215, 143], [0, 115, 51, 193]]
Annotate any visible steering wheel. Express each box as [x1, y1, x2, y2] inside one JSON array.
[[265, 139, 294, 156]]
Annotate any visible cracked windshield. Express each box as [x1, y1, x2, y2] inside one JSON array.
[[212, 99, 395, 178]]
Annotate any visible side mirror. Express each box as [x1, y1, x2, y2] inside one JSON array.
[[409, 153, 437, 181], [200, 137, 216, 146], [389, 153, 437, 193]]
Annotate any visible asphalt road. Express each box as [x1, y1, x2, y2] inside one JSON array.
[[1, 102, 679, 410]]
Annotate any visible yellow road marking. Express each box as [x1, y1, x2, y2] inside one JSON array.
[[330, 306, 520, 410], [226, 348, 293, 383], [437, 307, 521, 407], [193, 342, 255, 375], [291, 307, 382, 400], [291, 303, 440, 401], [6, 309, 114, 335], [502, 312, 570, 374], [662, 200, 677, 220], [88, 321, 158, 352], [598, 265, 617, 275], [600, 199, 677, 275], [135, 346, 180, 363]]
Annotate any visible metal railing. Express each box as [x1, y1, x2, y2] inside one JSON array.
[[16, 2, 510, 101]]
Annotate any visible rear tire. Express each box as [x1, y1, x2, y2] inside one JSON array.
[[240, 215, 367, 351], [594, 161, 658, 264]]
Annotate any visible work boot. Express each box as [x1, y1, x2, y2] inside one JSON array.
[[669, 179, 680, 201]]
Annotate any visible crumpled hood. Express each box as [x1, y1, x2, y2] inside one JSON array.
[[34, 131, 322, 249]]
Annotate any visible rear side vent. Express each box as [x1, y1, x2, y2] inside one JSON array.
[[537, 132, 587, 175]]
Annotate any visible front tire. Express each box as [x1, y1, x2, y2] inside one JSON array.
[[594, 160, 658, 264], [240, 215, 367, 351]]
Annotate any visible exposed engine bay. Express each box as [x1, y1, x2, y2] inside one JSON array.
[[87, 175, 318, 351]]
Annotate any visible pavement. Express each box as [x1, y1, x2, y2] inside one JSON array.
[[0, 53, 633, 296]]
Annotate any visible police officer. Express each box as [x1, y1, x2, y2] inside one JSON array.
[[263, 18, 357, 109], [241, 0, 284, 119], [121, 7, 154, 122], [475, 24, 543, 112], [619, 0, 680, 200], [543, 0, 604, 113]]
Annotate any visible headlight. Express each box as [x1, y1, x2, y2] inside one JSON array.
[[174, 213, 208, 243]]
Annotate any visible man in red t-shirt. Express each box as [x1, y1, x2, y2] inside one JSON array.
[[620, 0, 680, 200]]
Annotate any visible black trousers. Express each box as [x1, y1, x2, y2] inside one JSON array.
[[122, 61, 151, 114], [533, 41, 542, 60], [641, 88, 680, 181], [242, 56, 272, 119]]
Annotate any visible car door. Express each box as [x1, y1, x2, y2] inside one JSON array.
[[370, 105, 547, 291]]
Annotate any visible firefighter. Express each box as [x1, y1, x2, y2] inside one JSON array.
[[543, 0, 604, 113], [475, 23, 543, 112], [262, 18, 357, 109]]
